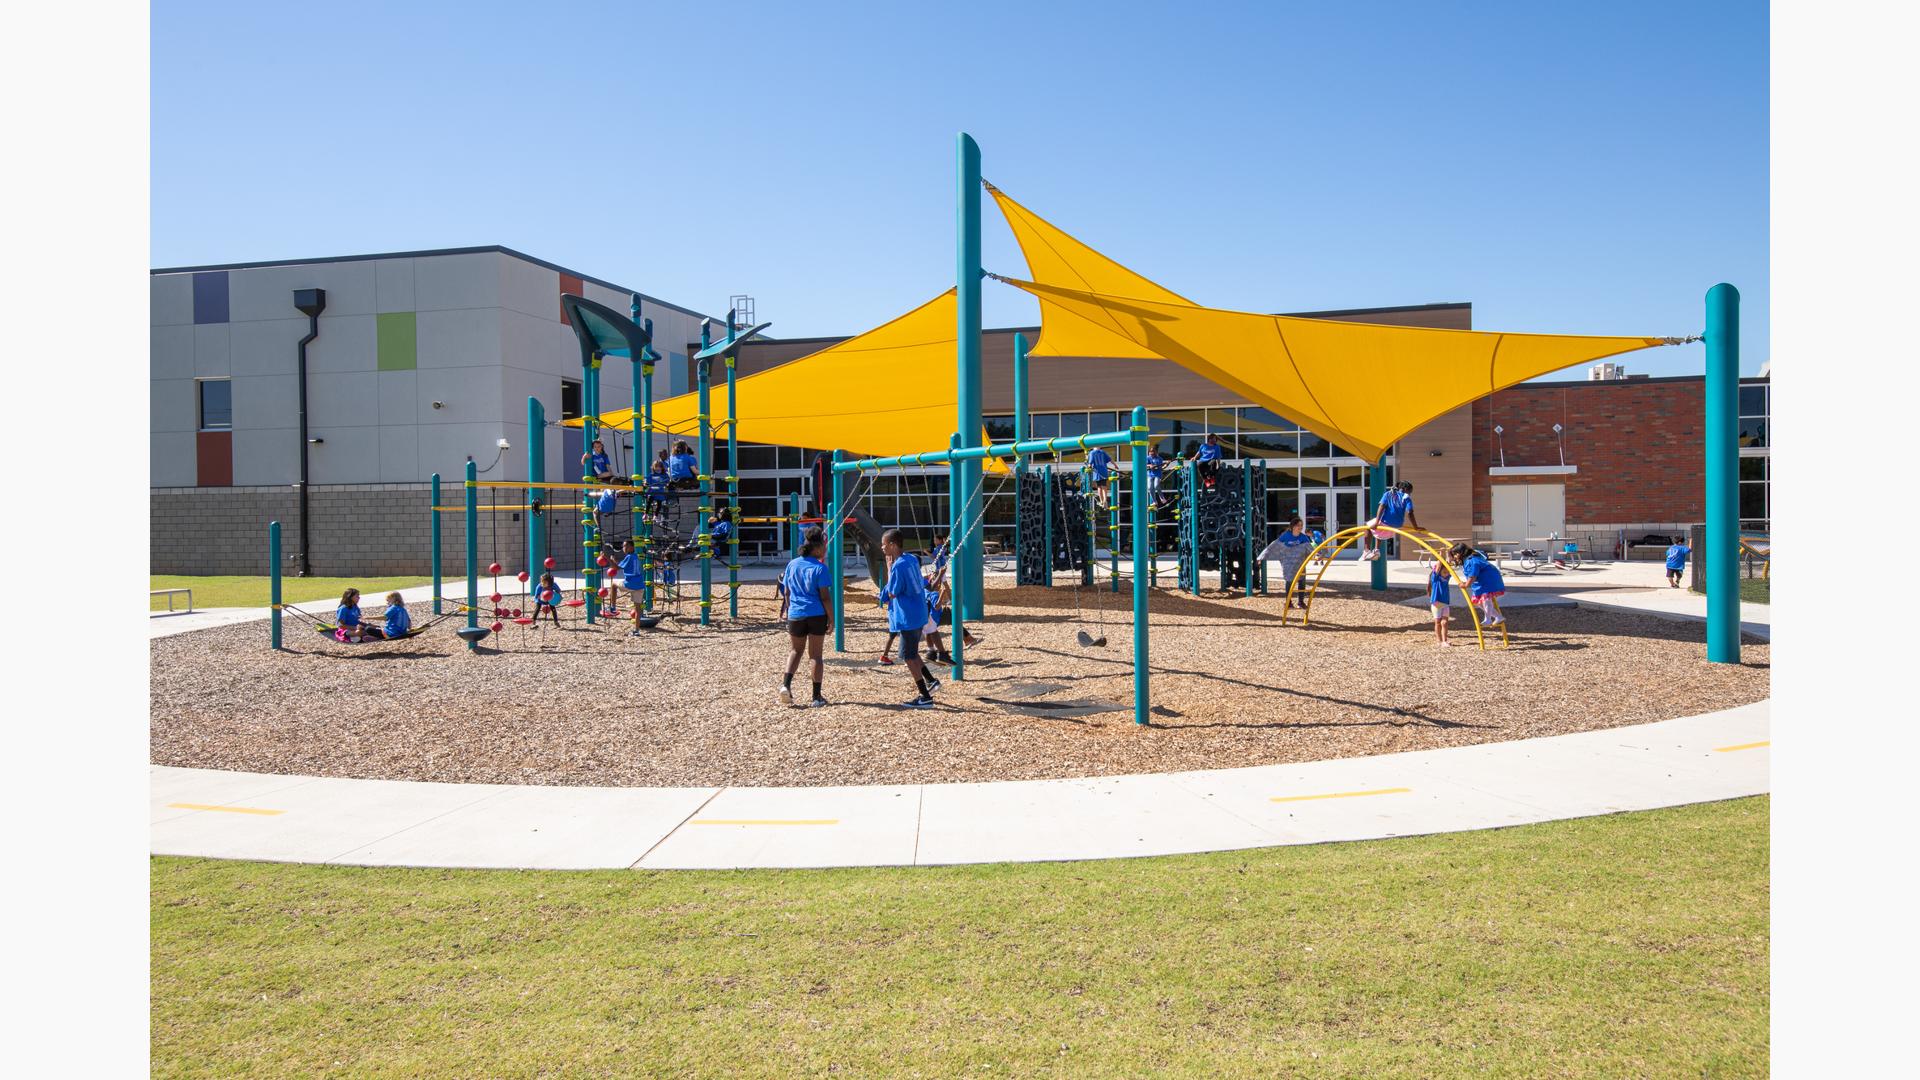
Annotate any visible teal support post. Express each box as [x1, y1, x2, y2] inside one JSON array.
[[1041, 465, 1053, 586], [955, 131, 985, 621], [696, 321, 713, 627], [464, 459, 478, 647], [789, 492, 802, 556], [1082, 466, 1094, 587], [726, 314, 740, 620], [1110, 492, 1120, 593], [1244, 461, 1255, 598], [430, 473, 442, 615], [948, 432, 965, 681], [1705, 283, 1741, 664], [1129, 407, 1149, 725], [1184, 463, 1199, 596], [269, 520, 282, 649], [1368, 453, 1388, 591], [831, 448, 846, 652], [526, 398, 545, 579], [1012, 332, 1028, 585], [582, 350, 600, 625], [639, 312, 656, 612]]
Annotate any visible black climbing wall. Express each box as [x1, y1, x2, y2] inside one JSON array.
[[1015, 469, 1090, 586], [1177, 462, 1267, 592]]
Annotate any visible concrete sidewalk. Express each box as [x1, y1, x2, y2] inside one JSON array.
[[152, 701, 1769, 870]]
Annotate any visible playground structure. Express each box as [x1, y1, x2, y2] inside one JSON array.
[[1280, 524, 1509, 650], [268, 131, 1747, 680]]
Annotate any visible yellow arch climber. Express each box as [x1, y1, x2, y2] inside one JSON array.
[[1279, 525, 1508, 651]]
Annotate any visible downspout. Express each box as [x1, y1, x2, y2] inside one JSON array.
[[292, 289, 327, 576]]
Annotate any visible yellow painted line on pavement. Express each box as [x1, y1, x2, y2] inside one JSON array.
[[166, 803, 285, 816], [691, 818, 839, 826], [1713, 740, 1770, 753], [1270, 787, 1411, 804]]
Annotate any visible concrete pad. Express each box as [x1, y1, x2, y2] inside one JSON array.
[[636, 785, 919, 869], [151, 775, 504, 863], [329, 784, 720, 869], [1397, 589, 1575, 609], [916, 774, 1285, 864], [151, 765, 321, 824]]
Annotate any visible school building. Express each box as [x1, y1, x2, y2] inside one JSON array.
[[150, 248, 1768, 575]]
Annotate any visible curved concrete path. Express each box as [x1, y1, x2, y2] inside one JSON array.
[[151, 701, 1769, 870]]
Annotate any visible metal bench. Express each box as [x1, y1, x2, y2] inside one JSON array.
[[151, 587, 194, 613]]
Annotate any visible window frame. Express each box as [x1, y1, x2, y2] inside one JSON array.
[[196, 377, 233, 431]]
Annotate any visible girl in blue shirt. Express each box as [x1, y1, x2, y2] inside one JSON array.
[[593, 486, 619, 539], [335, 588, 366, 642], [779, 528, 835, 707], [1087, 446, 1113, 506], [1428, 561, 1454, 646], [533, 571, 563, 627], [1259, 517, 1317, 607], [1449, 542, 1507, 627], [668, 440, 698, 489], [1194, 433, 1224, 489], [1145, 448, 1165, 504], [644, 462, 670, 519], [877, 528, 937, 708], [1361, 481, 1419, 562], [613, 540, 643, 627], [582, 439, 615, 484], [367, 591, 412, 640]]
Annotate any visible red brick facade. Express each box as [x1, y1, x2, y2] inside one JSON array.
[[1471, 378, 1704, 526]]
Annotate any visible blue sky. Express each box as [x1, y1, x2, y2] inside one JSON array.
[[152, 1, 1767, 374]]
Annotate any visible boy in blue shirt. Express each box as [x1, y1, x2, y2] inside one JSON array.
[[1360, 481, 1419, 561], [877, 528, 937, 708], [1194, 433, 1224, 488], [667, 440, 699, 490], [593, 486, 619, 539], [614, 539, 644, 628], [533, 571, 563, 627], [1259, 517, 1317, 607], [1087, 446, 1114, 507], [1145, 447, 1165, 504], [778, 528, 835, 707], [582, 439, 615, 484], [1665, 541, 1691, 588]]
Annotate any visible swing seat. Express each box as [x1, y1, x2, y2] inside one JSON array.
[[1076, 629, 1108, 648], [635, 615, 664, 629], [455, 626, 492, 644]]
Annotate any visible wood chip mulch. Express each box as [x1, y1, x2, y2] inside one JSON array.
[[150, 582, 1769, 788]]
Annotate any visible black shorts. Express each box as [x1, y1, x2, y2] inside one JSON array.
[[897, 627, 923, 659], [788, 614, 830, 637]]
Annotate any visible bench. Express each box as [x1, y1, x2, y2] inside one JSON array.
[[151, 587, 194, 613]]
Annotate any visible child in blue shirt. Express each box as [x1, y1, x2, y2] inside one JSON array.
[[644, 461, 670, 519], [1194, 433, 1224, 488], [593, 486, 619, 538], [613, 540, 644, 628], [582, 439, 615, 484], [1450, 542, 1506, 627], [1428, 561, 1454, 646], [667, 440, 698, 489], [1665, 542, 1691, 588], [335, 588, 366, 642], [877, 528, 937, 708], [1361, 481, 1419, 561], [1087, 446, 1114, 506], [1145, 447, 1165, 504], [1259, 517, 1317, 607], [533, 571, 563, 627], [778, 528, 834, 707]]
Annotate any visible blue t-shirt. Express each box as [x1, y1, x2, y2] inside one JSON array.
[[596, 489, 617, 513], [1088, 447, 1113, 480], [1461, 554, 1505, 598], [1428, 568, 1453, 605], [783, 557, 829, 620], [384, 605, 412, 637], [668, 452, 697, 481], [931, 542, 951, 572], [1197, 442, 1223, 462], [619, 553, 643, 588], [1277, 530, 1313, 548], [336, 603, 361, 628], [879, 553, 931, 632], [588, 451, 611, 475], [1665, 543, 1691, 570], [646, 472, 668, 496], [1377, 490, 1413, 528], [535, 583, 561, 606], [711, 519, 732, 541], [1146, 452, 1164, 475]]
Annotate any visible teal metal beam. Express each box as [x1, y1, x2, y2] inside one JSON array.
[[956, 131, 984, 622], [269, 520, 282, 649], [526, 398, 545, 578], [726, 312, 740, 620], [831, 448, 846, 652], [1013, 332, 1028, 586], [1129, 407, 1149, 725], [1244, 462, 1255, 597], [465, 459, 478, 647], [1705, 283, 1741, 663], [638, 308, 656, 612], [430, 473, 441, 615], [582, 350, 600, 625], [948, 431, 965, 681], [697, 322, 713, 626], [1369, 453, 1387, 591], [832, 428, 1141, 473]]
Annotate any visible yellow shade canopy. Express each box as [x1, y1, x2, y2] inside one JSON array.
[[563, 290, 1005, 471], [987, 183, 1682, 463]]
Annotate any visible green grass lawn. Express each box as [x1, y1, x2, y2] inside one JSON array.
[[1691, 577, 1769, 604], [150, 575, 428, 611], [152, 797, 1768, 1078]]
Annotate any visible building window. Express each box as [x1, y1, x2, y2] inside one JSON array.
[[560, 379, 582, 422], [197, 378, 232, 430]]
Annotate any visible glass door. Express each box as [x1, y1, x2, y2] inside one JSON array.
[[1332, 489, 1365, 558]]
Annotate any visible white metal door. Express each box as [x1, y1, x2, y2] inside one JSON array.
[[1492, 484, 1567, 543], [1492, 485, 1529, 543]]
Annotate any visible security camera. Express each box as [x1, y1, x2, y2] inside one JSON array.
[[432, 400, 445, 409], [496, 437, 512, 450]]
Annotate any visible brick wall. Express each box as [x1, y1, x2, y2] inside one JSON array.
[[1472, 379, 1705, 529], [151, 485, 536, 577]]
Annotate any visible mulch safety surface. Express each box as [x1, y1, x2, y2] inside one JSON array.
[[150, 580, 1769, 788]]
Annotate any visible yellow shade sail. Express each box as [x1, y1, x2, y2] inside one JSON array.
[[563, 290, 1006, 471], [987, 183, 1682, 463]]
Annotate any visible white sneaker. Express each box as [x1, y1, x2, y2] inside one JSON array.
[[779, 686, 793, 706]]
